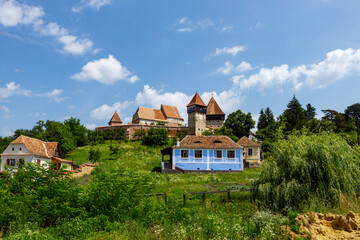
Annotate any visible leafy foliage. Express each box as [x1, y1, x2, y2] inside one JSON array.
[[223, 109, 255, 139], [253, 133, 360, 211], [88, 148, 101, 163], [142, 128, 169, 146]]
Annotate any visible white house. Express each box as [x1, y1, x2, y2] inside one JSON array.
[[0, 135, 73, 172]]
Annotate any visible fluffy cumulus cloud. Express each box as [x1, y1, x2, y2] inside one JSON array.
[[215, 45, 244, 56], [90, 101, 132, 120], [236, 48, 360, 91], [71, 55, 139, 84], [0, 82, 30, 98], [0, 0, 43, 26], [0, 0, 94, 55], [72, 0, 112, 13]]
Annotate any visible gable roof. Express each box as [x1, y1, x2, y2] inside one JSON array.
[[174, 135, 242, 149], [109, 111, 122, 124], [133, 107, 166, 121], [161, 104, 183, 120], [8, 135, 59, 158], [206, 97, 225, 116], [237, 136, 260, 147], [186, 93, 207, 107]]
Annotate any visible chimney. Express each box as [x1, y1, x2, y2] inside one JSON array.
[[176, 138, 180, 147]]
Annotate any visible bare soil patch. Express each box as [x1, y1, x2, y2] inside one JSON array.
[[286, 211, 360, 239], [72, 163, 97, 178]]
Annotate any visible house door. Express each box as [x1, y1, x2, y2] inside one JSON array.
[[37, 160, 41, 166]]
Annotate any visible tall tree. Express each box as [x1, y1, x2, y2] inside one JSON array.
[[281, 96, 307, 133], [64, 117, 88, 147], [257, 107, 275, 131], [305, 103, 316, 120], [345, 103, 360, 145], [321, 109, 347, 132], [224, 110, 255, 139]]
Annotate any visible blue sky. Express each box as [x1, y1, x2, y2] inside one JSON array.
[[1, 0, 360, 136]]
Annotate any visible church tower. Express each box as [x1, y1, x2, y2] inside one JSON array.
[[187, 93, 207, 136], [206, 97, 225, 129]]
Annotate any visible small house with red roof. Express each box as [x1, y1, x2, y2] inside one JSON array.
[[161, 135, 244, 172], [0, 135, 73, 172], [237, 136, 261, 167]]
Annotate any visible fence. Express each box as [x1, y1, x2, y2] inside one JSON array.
[[148, 188, 251, 205]]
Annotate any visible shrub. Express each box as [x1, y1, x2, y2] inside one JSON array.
[[253, 133, 360, 211], [142, 128, 169, 146]]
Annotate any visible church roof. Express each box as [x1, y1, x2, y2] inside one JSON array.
[[186, 93, 207, 107], [174, 135, 242, 149], [237, 136, 260, 147], [133, 107, 166, 121], [161, 104, 183, 120], [6, 135, 58, 158], [109, 111, 122, 124], [206, 97, 225, 116]]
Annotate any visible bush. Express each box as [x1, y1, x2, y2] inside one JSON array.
[[253, 133, 360, 211], [142, 128, 169, 146]]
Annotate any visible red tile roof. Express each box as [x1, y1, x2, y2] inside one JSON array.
[[174, 135, 242, 149], [9, 135, 59, 158], [109, 111, 122, 124], [186, 93, 207, 107], [161, 104, 183, 120], [52, 157, 73, 164], [237, 136, 260, 147], [133, 107, 166, 121], [206, 97, 225, 115]]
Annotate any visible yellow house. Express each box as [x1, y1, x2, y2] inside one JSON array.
[[237, 136, 260, 168]]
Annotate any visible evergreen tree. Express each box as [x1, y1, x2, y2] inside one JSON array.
[[224, 110, 255, 139], [305, 103, 316, 120], [257, 107, 275, 131], [321, 109, 347, 132], [281, 96, 307, 133], [345, 103, 360, 145]]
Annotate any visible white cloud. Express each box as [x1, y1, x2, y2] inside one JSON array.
[[0, 82, 30, 98], [36, 89, 65, 103], [175, 17, 214, 32], [222, 26, 233, 32], [237, 48, 360, 91], [200, 90, 244, 114], [71, 55, 139, 84], [0, 0, 44, 26], [217, 61, 234, 75], [72, 0, 112, 12], [0, 1, 94, 55], [217, 61, 252, 75], [236, 61, 253, 72], [90, 101, 132, 120], [0, 105, 9, 112], [215, 45, 244, 56]]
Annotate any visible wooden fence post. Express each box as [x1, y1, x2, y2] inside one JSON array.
[[227, 190, 230, 201], [202, 193, 206, 203], [164, 193, 168, 205], [183, 193, 187, 205]]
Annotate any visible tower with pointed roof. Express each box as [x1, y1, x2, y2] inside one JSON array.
[[108, 111, 122, 126], [187, 93, 207, 136], [206, 97, 225, 129]]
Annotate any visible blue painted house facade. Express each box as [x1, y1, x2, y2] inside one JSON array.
[[161, 135, 244, 172]]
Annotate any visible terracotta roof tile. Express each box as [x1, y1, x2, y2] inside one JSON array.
[[206, 97, 225, 115], [237, 136, 260, 147], [174, 135, 242, 149], [10, 135, 59, 158], [109, 111, 122, 125], [186, 93, 207, 107], [134, 107, 166, 121], [52, 157, 73, 164], [161, 104, 183, 120]]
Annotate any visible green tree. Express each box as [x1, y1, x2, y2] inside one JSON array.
[[281, 96, 307, 133], [177, 128, 190, 140], [305, 103, 316, 120], [142, 128, 169, 146], [134, 129, 146, 139], [64, 117, 88, 147], [321, 109, 347, 132], [44, 121, 76, 154], [345, 103, 360, 145], [88, 148, 101, 164], [257, 107, 275, 131], [224, 110, 255, 139]]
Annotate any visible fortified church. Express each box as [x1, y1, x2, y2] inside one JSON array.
[[96, 93, 226, 138]]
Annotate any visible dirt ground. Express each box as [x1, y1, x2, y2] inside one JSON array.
[[72, 163, 96, 178], [286, 211, 360, 239]]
